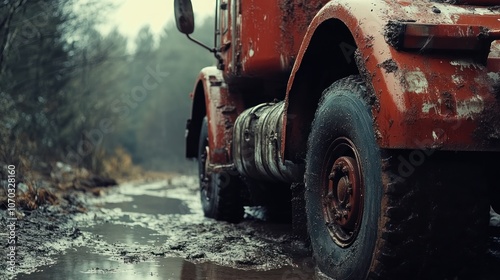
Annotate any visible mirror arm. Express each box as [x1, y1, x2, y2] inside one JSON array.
[[186, 34, 216, 53], [185, 34, 224, 69]]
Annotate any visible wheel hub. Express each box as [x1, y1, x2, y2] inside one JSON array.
[[322, 138, 363, 247]]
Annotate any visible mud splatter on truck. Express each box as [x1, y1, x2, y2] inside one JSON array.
[[174, 0, 500, 279]]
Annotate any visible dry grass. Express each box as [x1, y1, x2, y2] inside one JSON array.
[[1, 143, 175, 212], [101, 147, 144, 183], [16, 185, 59, 210]]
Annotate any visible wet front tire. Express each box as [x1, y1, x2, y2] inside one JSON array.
[[198, 117, 243, 223]]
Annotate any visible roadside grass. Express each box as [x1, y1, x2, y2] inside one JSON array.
[[0, 147, 175, 212]]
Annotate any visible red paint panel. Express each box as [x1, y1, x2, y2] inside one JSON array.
[[239, 0, 284, 75], [284, 0, 500, 157], [223, 0, 329, 78], [196, 67, 245, 165]]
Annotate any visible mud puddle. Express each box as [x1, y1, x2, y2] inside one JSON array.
[[8, 176, 318, 279], [102, 195, 190, 215], [79, 224, 168, 246], [16, 247, 314, 280]]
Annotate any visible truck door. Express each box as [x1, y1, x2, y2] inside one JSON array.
[[218, 0, 240, 76]]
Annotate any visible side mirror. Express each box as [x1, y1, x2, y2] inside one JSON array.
[[173, 0, 222, 68], [174, 0, 195, 34]]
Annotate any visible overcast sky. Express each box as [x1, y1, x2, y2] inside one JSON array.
[[98, 0, 216, 39]]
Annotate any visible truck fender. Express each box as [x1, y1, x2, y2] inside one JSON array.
[[186, 66, 245, 164], [283, 0, 500, 162]]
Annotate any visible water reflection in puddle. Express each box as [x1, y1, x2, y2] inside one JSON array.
[[80, 224, 167, 246], [103, 195, 190, 215], [17, 247, 315, 280]]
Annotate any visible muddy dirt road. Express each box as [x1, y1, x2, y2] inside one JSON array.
[[3, 175, 500, 279], [4, 176, 318, 280]]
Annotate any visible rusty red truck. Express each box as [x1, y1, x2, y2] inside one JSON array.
[[174, 0, 500, 279]]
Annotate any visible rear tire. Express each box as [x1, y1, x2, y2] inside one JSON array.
[[305, 76, 490, 279], [198, 117, 243, 223]]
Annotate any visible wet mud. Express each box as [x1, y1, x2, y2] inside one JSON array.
[[3, 175, 500, 280], [377, 59, 398, 74], [383, 20, 405, 50], [4, 176, 317, 280]]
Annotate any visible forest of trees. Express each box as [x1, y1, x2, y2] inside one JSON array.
[[0, 0, 215, 175]]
